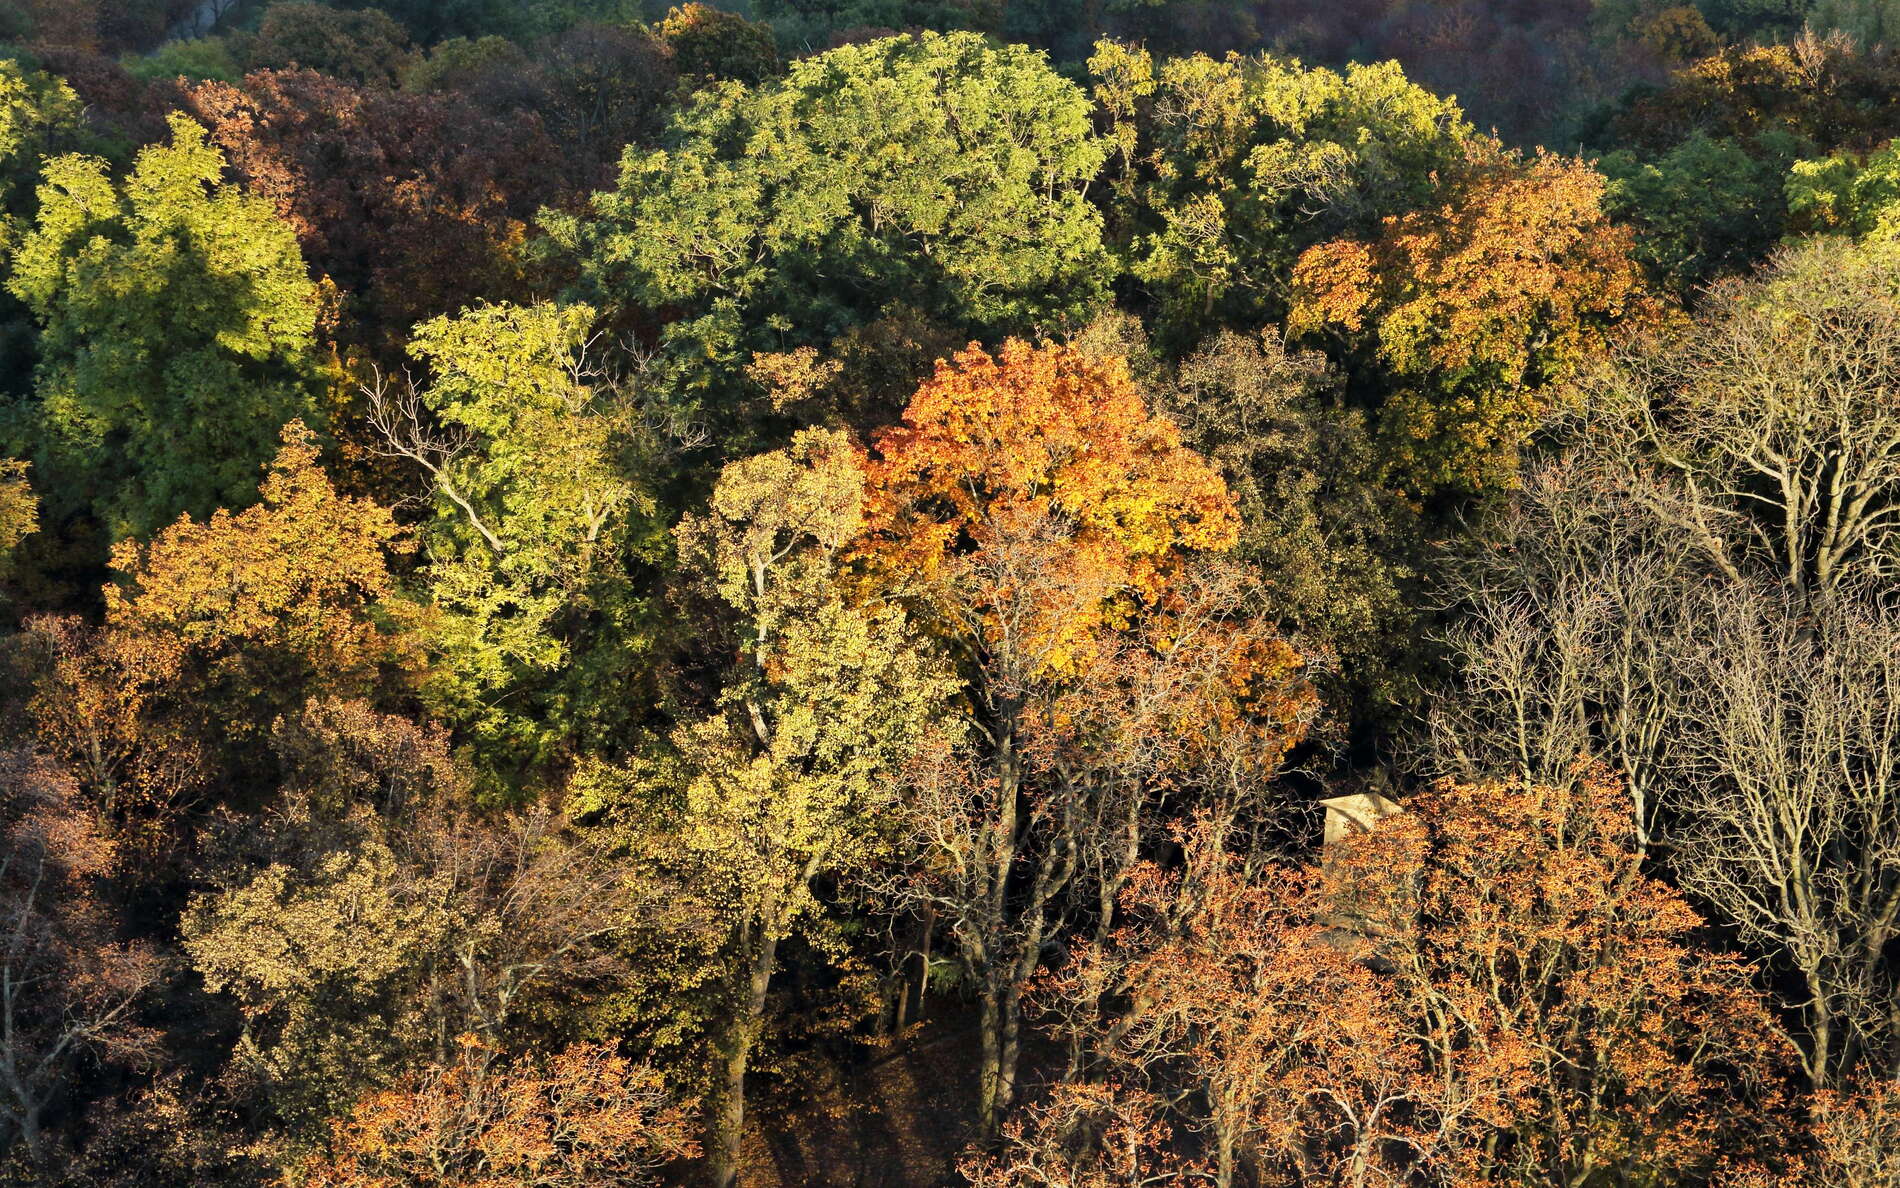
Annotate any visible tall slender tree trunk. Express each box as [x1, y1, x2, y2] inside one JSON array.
[[708, 923, 783, 1188], [977, 976, 1005, 1138]]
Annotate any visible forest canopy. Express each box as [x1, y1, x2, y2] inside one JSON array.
[[1, 1, 1900, 1186]]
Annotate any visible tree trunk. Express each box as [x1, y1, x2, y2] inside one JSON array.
[[707, 927, 782, 1188]]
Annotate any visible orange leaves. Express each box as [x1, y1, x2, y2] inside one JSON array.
[[104, 420, 416, 732], [1027, 770, 1788, 1185], [862, 339, 1239, 675], [304, 1040, 698, 1188], [1290, 143, 1658, 491]]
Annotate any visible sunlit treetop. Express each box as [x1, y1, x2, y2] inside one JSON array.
[[550, 30, 1112, 435], [862, 340, 1238, 673]]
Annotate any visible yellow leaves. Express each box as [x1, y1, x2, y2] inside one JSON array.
[[104, 420, 415, 718], [1288, 141, 1658, 492]]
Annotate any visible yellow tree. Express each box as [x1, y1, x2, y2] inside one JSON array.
[[104, 419, 414, 738], [620, 428, 957, 1188], [1291, 143, 1656, 493]]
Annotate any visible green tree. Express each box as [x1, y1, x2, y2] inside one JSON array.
[[549, 30, 1111, 444], [1601, 132, 1801, 294], [4, 113, 324, 542], [0, 60, 95, 400], [370, 302, 661, 785], [1787, 136, 1900, 241], [1090, 40, 1472, 347]]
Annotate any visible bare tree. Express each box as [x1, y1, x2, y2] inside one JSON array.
[[1618, 237, 1900, 601], [1670, 589, 1900, 1088], [0, 751, 160, 1168], [1430, 448, 1712, 851]]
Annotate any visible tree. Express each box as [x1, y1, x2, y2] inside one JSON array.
[[301, 1038, 698, 1188], [237, 3, 414, 87], [4, 112, 325, 541], [0, 750, 160, 1169], [1090, 40, 1472, 346], [1074, 314, 1422, 715], [861, 341, 1313, 1137], [991, 773, 1787, 1187], [1290, 142, 1655, 494], [183, 701, 651, 1147], [0, 61, 99, 399], [0, 61, 89, 224], [1616, 236, 1900, 600], [1599, 34, 1900, 158], [1788, 135, 1900, 241], [590, 427, 954, 1188], [181, 69, 564, 355], [657, 3, 780, 86], [1600, 131, 1799, 295], [1668, 588, 1900, 1091], [104, 421, 414, 752], [0, 459, 35, 580], [368, 302, 658, 781], [1432, 236, 1900, 1089], [549, 31, 1111, 443]]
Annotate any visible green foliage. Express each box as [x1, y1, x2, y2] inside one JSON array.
[[391, 302, 662, 784], [1601, 132, 1800, 293], [658, 427, 953, 927], [1808, 0, 1900, 42], [1788, 138, 1900, 239], [657, 3, 781, 86], [4, 113, 324, 542], [1090, 40, 1472, 347], [0, 60, 94, 400], [0, 457, 35, 579], [550, 30, 1111, 443], [241, 3, 414, 86], [123, 37, 242, 85], [0, 60, 88, 222], [399, 33, 525, 92]]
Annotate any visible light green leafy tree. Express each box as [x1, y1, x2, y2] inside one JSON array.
[[1, 60, 96, 399], [1788, 137, 1900, 242], [581, 428, 954, 1188], [370, 301, 661, 785], [548, 30, 1111, 443], [4, 113, 324, 541]]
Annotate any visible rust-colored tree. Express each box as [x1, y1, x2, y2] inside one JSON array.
[[0, 751, 160, 1170], [988, 771, 1788, 1186], [103, 420, 416, 747], [182, 70, 563, 356], [301, 1037, 698, 1188]]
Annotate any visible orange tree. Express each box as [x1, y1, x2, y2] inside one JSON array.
[[857, 340, 1314, 1136], [1291, 143, 1656, 494], [18, 420, 420, 835], [301, 1038, 697, 1188]]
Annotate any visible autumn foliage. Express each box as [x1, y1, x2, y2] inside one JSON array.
[[863, 340, 1239, 672], [3, 9, 1898, 1187]]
